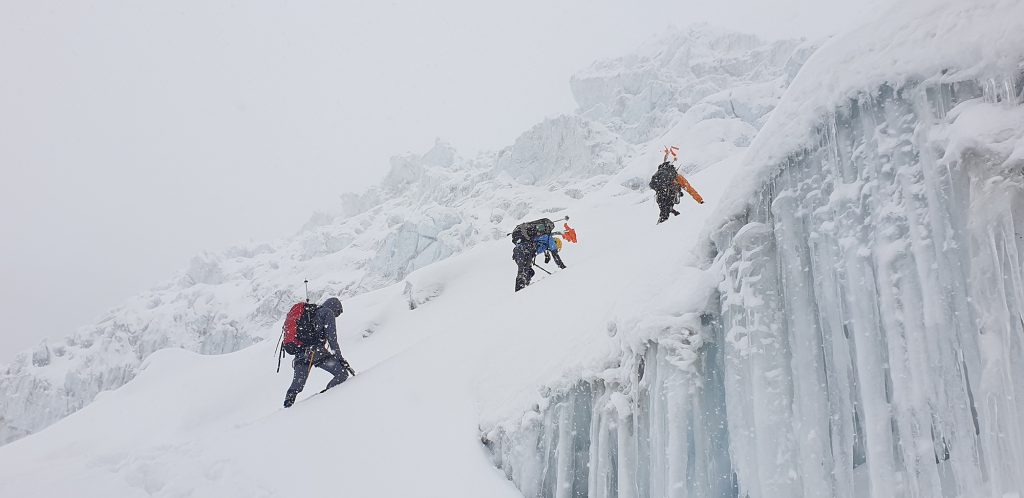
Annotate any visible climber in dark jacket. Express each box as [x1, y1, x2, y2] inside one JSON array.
[[512, 240, 536, 292], [284, 297, 352, 408], [650, 161, 704, 223]]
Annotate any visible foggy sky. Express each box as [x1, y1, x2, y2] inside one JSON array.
[[0, 0, 886, 361]]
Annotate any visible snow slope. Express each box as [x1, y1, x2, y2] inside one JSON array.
[[0, 148, 736, 497], [0, 24, 808, 446], [0, 22, 805, 498]]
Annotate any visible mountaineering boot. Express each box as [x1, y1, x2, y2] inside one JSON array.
[[283, 391, 298, 408], [671, 209, 680, 216]]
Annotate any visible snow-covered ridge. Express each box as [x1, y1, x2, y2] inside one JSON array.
[[0, 26, 808, 445], [572, 23, 813, 144], [716, 0, 1024, 221], [487, 1, 1024, 497]]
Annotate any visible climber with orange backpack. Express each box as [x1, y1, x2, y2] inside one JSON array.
[[276, 285, 353, 407], [650, 146, 703, 223]]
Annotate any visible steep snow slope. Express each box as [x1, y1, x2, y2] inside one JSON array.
[[0, 154, 734, 497], [488, 1, 1024, 498], [0, 25, 809, 446]]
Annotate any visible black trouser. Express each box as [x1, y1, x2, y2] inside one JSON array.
[[513, 242, 536, 292], [288, 347, 349, 396], [515, 263, 535, 292], [656, 192, 680, 223]]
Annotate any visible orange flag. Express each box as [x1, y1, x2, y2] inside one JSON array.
[[562, 223, 578, 243]]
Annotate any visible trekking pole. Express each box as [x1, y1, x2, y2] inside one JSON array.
[[533, 262, 552, 275], [273, 329, 284, 358], [273, 328, 285, 373], [507, 216, 570, 237]]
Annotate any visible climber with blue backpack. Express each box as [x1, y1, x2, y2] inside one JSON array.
[[509, 217, 577, 291], [535, 234, 566, 270], [277, 295, 353, 408]]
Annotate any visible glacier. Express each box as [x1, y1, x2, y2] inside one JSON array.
[[485, 1, 1024, 497], [2, 1, 1023, 497]]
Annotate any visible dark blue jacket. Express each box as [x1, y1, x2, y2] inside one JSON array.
[[315, 297, 343, 354]]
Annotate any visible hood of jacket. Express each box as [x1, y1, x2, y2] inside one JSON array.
[[321, 297, 343, 317]]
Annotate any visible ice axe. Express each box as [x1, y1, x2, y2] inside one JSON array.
[[663, 145, 679, 163], [533, 262, 552, 275]]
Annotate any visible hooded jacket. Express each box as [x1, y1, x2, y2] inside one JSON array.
[[315, 297, 344, 354]]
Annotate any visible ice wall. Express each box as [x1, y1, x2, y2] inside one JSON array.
[[485, 322, 736, 498], [487, 70, 1024, 497], [713, 72, 1024, 498]]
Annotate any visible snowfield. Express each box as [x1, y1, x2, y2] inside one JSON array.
[[0, 159, 732, 496], [3, 0, 1024, 497]]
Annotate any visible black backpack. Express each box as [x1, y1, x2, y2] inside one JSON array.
[[649, 163, 678, 193], [511, 218, 555, 244]]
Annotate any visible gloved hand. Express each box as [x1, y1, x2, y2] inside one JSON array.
[[337, 354, 355, 375], [544, 252, 551, 263]]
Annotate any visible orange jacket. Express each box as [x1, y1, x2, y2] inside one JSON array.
[[676, 174, 704, 204]]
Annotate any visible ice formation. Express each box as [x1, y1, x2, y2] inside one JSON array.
[[486, 1, 1024, 497], [572, 24, 812, 145]]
